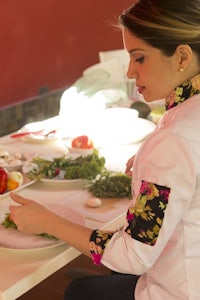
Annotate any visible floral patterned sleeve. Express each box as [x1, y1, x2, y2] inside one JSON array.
[[89, 180, 170, 265], [89, 229, 115, 265], [125, 181, 170, 246]]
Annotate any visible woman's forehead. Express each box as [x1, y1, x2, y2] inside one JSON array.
[[123, 29, 151, 52]]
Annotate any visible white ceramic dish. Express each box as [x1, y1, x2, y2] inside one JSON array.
[[70, 148, 94, 154], [12, 117, 59, 143], [0, 146, 29, 171], [67, 146, 94, 155], [99, 117, 156, 145], [0, 163, 24, 172], [23, 133, 59, 143], [63, 138, 95, 155], [99, 107, 139, 144], [0, 204, 85, 250], [40, 178, 86, 184], [0, 180, 34, 198]]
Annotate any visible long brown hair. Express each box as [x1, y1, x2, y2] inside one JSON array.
[[119, 0, 200, 58]]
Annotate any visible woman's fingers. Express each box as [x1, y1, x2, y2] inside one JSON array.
[[125, 155, 135, 175], [9, 193, 35, 227], [9, 192, 32, 205]]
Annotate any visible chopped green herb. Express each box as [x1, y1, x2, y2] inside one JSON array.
[[86, 172, 132, 199]]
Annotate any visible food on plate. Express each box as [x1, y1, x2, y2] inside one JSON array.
[[1, 213, 16, 229], [0, 150, 28, 169], [25, 150, 106, 181], [87, 197, 102, 208], [87, 172, 132, 199], [0, 168, 24, 194], [0, 150, 10, 157], [0, 167, 8, 194], [7, 171, 24, 191], [1, 213, 58, 240], [71, 135, 94, 149]]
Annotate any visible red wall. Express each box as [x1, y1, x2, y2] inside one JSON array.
[[0, 0, 133, 108]]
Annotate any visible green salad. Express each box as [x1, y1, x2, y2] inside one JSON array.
[[25, 149, 132, 199], [26, 149, 106, 181]]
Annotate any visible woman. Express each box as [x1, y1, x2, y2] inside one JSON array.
[[9, 0, 200, 299]]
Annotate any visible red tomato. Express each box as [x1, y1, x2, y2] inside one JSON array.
[[0, 167, 8, 194], [71, 135, 94, 149]]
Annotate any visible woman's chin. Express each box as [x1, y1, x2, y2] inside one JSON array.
[[143, 94, 165, 103]]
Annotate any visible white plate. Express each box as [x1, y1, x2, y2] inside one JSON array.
[[0, 163, 24, 172], [15, 116, 60, 144], [0, 145, 30, 171], [68, 147, 94, 155], [40, 178, 85, 184], [100, 118, 156, 145], [23, 133, 59, 143], [63, 139, 95, 155], [0, 204, 85, 250], [0, 180, 34, 198]]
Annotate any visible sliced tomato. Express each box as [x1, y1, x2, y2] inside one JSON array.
[[71, 135, 94, 149]]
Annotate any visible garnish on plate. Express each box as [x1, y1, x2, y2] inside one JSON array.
[[0, 168, 24, 194]]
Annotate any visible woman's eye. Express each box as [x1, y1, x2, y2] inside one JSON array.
[[135, 56, 144, 63]]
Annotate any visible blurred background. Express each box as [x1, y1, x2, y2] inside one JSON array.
[[0, 0, 134, 135], [0, 0, 133, 106]]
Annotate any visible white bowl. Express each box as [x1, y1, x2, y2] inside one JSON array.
[[68, 147, 94, 155], [99, 107, 139, 144], [2, 164, 24, 172], [63, 138, 95, 155], [0, 148, 28, 172]]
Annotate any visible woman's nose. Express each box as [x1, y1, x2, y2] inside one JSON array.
[[126, 62, 137, 80]]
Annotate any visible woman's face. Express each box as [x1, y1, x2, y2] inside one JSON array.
[[123, 29, 183, 102]]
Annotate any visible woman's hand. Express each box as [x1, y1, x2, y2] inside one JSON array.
[[9, 192, 93, 257], [9, 192, 55, 235], [125, 155, 135, 176]]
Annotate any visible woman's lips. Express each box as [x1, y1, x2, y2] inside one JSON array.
[[137, 86, 145, 94]]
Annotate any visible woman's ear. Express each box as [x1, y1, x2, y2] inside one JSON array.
[[176, 44, 193, 71]]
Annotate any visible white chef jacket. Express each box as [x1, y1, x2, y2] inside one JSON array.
[[100, 94, 200, 299]]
